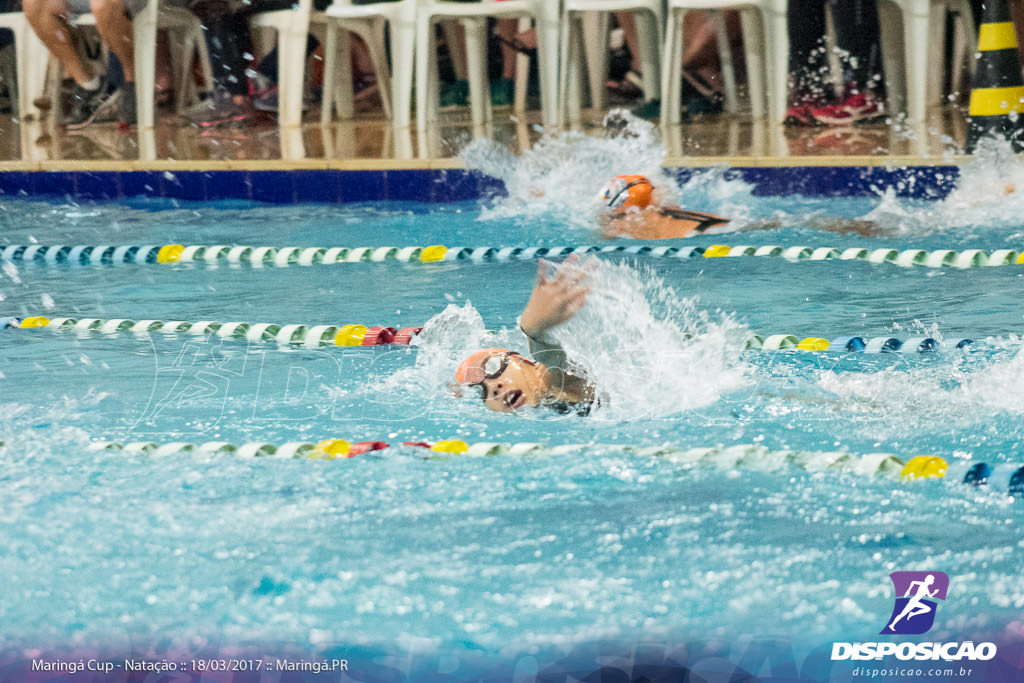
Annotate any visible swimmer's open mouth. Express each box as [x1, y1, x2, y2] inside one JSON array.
[[506, 389, 524, 410]]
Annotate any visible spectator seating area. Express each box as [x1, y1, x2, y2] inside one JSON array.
[[0, 0, 987, 137]]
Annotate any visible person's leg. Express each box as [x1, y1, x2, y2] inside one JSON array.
[[491, 17, 517, 106], [828, 0, 883, 98], [808, 0, 885, 124], [495, 18, 517, 80], [90, 0, 133, 81], [615, 11, 641, 76], [786, 0, 828, 106], [23, 0, 93, 84], [190, 13, 256, 125]]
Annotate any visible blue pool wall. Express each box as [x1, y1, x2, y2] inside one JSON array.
[[0, 166, 959, 203]]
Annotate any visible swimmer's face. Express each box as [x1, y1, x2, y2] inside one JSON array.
[[455, 350, 549, 413]]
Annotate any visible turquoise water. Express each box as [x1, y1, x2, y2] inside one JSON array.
[[2, 132, 1024, 666]]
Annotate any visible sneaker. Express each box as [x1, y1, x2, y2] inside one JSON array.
[[811, 92, 884, 125], [189, 92, 253, 128], [64, 79, 118, 130], [253, 87, 311, 114], [490, 77, 514, 107], [119, 86, 137, 129]]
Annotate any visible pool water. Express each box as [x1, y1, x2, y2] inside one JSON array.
[[2, 126, 1024, 673]]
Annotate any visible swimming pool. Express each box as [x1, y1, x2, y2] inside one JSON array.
[[2, 127, 1023, 681]]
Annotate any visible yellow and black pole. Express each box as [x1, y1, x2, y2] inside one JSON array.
[[967, 1, 1024, 150]]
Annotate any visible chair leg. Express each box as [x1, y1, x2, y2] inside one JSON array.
[[561, 12, 584, 125], [714, 11, 738, 114], [903, 7, 930, 123], [391, 6, 415, 128], [321, 22, 337, 124], [660, 8, 684, 125], [534, 4, 559, 128], [581, 11, 607, 113], [462, 16, 490, 126], [17, 23, 50, 121], [134, 17, 157, 129], [635, 9, 661, 102], [766, 1, 789, 125], [740, 8, 765, 119], [877, 1, 906, 118], [336, 28, 355, 120], [415, 13, 434, 130], [365, 18, 393, 118], [278, 29, 307, 127]]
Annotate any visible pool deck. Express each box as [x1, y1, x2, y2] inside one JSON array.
[[0, 97, 977, 172]]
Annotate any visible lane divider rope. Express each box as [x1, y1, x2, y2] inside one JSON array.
[[76, 439, 1024, 496], [4, 316, 976, 353], [1, 243, 1022, 269], [8, 315, 420, 348]]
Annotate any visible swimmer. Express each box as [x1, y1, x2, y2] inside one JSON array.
[[598, 174, 886, 239], [453, 257, 595, 414], [598, 174, 730, 240]]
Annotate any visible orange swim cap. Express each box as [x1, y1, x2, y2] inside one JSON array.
[[454, 348, 511, 385], [598, 175, 653, 212]]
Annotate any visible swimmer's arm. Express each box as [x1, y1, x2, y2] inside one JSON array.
[[519, 257, 588, 347]]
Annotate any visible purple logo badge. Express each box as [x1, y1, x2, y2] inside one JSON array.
[[880, 571, 949, 635]]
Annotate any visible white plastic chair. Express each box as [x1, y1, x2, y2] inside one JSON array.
[[662, 0, 788, 125], [877, 0, 976, 122], [320, 0, 417, 127], [53, 0, 214, 129], [415, 0, 560, 131], [559, 0, 662, 126], [0, 12, 48, 119]]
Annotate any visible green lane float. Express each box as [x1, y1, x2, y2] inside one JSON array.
[[4, 242, 1024, 270], [81, 439, 922, 477]]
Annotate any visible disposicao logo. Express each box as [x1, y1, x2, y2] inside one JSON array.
[[831, 570, 998, 663], [880, 571, 949, 635]]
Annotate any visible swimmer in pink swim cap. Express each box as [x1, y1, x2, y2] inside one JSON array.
[[453, 257, 594, 414], [598, 174, 730, 240]]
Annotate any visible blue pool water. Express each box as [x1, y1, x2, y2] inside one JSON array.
[[2, 126, 1024, 675]]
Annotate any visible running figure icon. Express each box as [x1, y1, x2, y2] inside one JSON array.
[[881, 571, 949, 635], [888, 575, 938, 631]]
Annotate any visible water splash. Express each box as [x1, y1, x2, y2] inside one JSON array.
[[461, 111, 682, 234], [547, 257, 750, 420], [863, 137, 1024, 239]]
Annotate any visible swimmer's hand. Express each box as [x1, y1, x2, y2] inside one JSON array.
[[520, 257, 589, 338]]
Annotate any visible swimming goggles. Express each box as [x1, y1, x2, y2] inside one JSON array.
[[468, 351, 520, 400], [599, 175, 654, 211]]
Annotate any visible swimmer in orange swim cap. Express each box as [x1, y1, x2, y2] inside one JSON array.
[[454, 257, 594, 414], [598, 174, 730, 240]]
